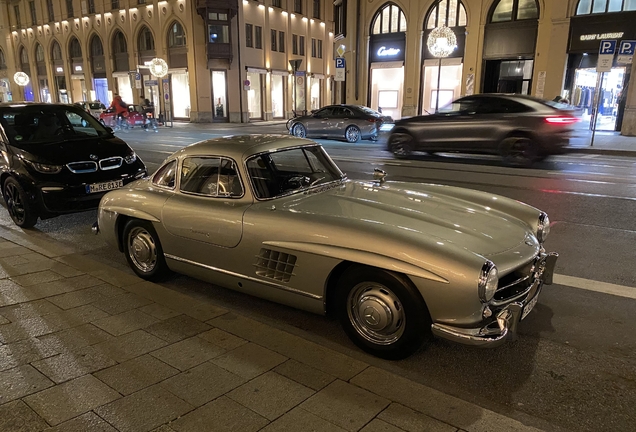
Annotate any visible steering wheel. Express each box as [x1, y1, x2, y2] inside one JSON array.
[[282, 175, 310, 191]]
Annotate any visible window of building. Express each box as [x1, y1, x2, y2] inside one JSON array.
[[66, 0, 74, 18], [208, 12, 230, 44], [272, 0, 282, 7], [88, 0, 96, 14], [279, 31, 285, 52], [29, 1, 37, 26], [426, 0, 467, 29], [20, 47, 29, 64], [576, 0, 636, 14], [371, 3, 407, 35], [113, 31, 127, 53], [208, 12, 228, 20], [47, 0, 54, 22], [334, 0, 346, 37], [292, 34, 298, 54], [91, 36, 104, 57], [255, 26, 263, 49], [112, 0, 120, 10], [299, 35, 305, 55], [36, 44, 45, 62], [69, 37, 82, 58], [311, 38, 316, 57], [14, 5, 21, 28], [294, 0, 303, 14], [168, 22, 186, 47], [138, 27, 155, 51], [246, 24, 253, 47], [317, 39, 323, 58], [51, 42, 63, 61], [138, 0, 147, 4], [313, 0, 321, 19], [0, 49, 6, 69], [490, 0, 538, 22], [271, 30, 277, 51]]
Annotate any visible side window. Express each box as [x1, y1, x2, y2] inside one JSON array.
[[315, 107, 333, 117], [153, 160, 177, 189], [64, 110, 100, 136], [331, 107, 345, 117], [180, 157, 242, 197]]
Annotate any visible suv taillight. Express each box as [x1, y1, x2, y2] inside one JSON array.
[[545, 116, 578, 125]]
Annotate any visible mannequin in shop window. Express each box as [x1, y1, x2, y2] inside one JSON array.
[[216, 98, 224, 117]]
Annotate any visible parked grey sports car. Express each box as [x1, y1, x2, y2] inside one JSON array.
[[96, 135, 557, 359], [287, 104, 392, 143], [388, 94, 578, 166]]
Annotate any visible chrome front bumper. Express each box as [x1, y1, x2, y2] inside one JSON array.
[[431, 252, 558, 347]]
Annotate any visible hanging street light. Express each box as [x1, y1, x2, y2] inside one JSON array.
[[148, 58, 168, 78], [427, 26, 457, 113], [14, 72, 30, 86]]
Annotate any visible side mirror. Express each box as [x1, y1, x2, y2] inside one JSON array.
[[105, 126, 114, 134]]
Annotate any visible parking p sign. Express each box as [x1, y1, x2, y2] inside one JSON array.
[[335, 58, 345, 82], [617, 40, 636, 65], [597, 40, 617, 72]]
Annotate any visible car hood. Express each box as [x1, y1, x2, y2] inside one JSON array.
[[12, 135, 132, 165], [281, 180, 531, 257]]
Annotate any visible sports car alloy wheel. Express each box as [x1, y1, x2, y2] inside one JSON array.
[[292, 123, 306, 138], [501, 136, 539, 167], [347, 282, 405, 345], [345, 126, 361, 143], [123, 220, 170, 281], [3, 178, 37, 228]]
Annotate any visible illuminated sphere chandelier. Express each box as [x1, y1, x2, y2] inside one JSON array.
[[149, 58, 169, 77], [14, 72, 30, 86], [427, 26, 457, 58]]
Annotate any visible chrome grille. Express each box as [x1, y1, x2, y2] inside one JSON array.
[[99, 156, 123, 170], [254, 249, 297, 282], [66, 161, 98, 173], [491, 259, 536, 306]]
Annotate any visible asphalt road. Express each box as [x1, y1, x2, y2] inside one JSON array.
[[2, 123, 635, 432]]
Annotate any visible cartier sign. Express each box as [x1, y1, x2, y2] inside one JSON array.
[[377, 46, 401, 57], [370, 33, 406, 63]]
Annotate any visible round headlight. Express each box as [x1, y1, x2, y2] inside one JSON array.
[[478, 262, 498, 303], [537, 212, 550, 243]]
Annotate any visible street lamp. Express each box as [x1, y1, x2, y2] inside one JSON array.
[[14, 72, 29, 86], [427, 26, 457, 113], [149, 58, 170, 126]]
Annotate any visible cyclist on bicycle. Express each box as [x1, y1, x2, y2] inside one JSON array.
[[109, 95, 128, 130]]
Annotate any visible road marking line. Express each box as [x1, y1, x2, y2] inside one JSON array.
[[553, 274, 636, 299]]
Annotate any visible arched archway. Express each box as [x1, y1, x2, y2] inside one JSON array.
[[68, 37, 86, 103], [421, 0, 469, 114], [0, 49, 10, 103], [50, 40, 68, 103], [112, 30, 129, 72], [18, 46, 35, 101], [0, 48, 6, 70], [368, 2, 407, 119], [166, 20, 191, 119], [482, 0, 539, 95], [88, 34, 108, 105], [34, 43, 51, 103], [137, 26, 158, 107]]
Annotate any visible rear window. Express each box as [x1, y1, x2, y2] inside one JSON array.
[[89, 103, 105, 110]]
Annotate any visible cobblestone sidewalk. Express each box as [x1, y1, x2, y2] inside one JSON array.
[[0, 228, 548, 432]]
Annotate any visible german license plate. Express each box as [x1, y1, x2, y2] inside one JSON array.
[[86, 180, 124, 194], [521, 287, 541, 320], [135, 120, 143, 124]]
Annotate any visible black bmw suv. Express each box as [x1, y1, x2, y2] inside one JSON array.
[[0, 103, 146, 228]]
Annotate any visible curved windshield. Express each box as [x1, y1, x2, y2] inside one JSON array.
[[0, 105, 111, 146], [246, 145, 345, 199]]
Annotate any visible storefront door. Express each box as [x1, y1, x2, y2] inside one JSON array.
[[572, 67, 626, 132], [247, 72, 262, 120], [71, 77, 85, 102], [421, 59, 463, 113], [271, 74, 285, 118], [170, 71, 191, 119], [212, 70, 228, 121]]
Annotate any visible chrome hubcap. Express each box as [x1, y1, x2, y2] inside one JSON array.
[[346, 128, 359, 142], [293, 124, 305, 137], [348, 282, 405, 345], [127, 227, 157, 272]]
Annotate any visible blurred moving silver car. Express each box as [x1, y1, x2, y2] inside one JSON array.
[[287, 104, 393, 143], [388, 94, 578, 166], [96, 135, 557, 359]]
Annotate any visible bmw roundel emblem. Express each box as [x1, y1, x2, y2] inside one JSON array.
[[90, 154, 98, 161]]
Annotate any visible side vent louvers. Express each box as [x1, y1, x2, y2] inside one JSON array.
[[255, 248, 297, 282]]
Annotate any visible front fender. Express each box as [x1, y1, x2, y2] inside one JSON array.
[[263, 240, 449, 284]]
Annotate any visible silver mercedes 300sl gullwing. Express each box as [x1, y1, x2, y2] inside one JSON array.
[[95, 135, 557, 359]]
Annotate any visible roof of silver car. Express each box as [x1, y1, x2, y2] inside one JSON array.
[[172, 134, 318, 160]]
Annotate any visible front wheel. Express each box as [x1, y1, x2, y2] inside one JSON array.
[[3, 177, 38, 228], [123, 219, 170, 281], [345, 126, 361, 143], [291, 123, 306, 138], [336, 265, 432, 359]]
